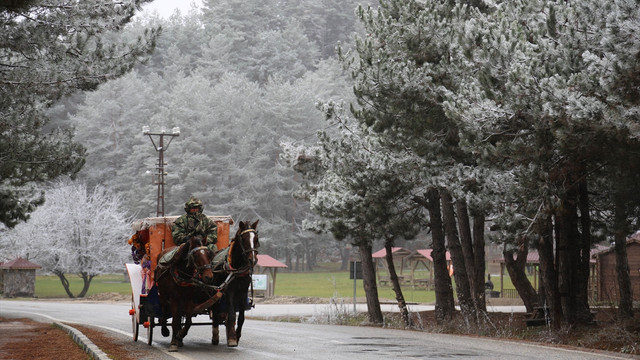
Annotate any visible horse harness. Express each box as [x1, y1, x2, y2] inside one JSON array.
[[157, 227, 260, 307], [156, 244, 213, 288], [226, 228, 259, 272], [217, 227, 260, 306]]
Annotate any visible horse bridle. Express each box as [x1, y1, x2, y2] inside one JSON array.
[[233, 228, 259, 268], [233, 227, 259, 309], [187, 245, 213, 280]]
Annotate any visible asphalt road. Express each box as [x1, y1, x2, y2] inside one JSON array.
[[0, 300, 631, 360]]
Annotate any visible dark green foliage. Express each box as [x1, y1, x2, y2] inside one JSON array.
[[0, 0, 159, 227]]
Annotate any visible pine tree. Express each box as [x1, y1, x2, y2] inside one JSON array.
[[448, 0, 640, 324], [343, 0, 492, 321], [0, 0, 159, 227], [64, 2, 359, 264], [283, 102, 425, 324]]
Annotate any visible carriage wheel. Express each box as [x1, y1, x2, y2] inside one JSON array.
[[130, 295, 139, 342], [145, 316, 154, 345]]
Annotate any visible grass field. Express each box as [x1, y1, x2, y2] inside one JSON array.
[[271, 271, 438, 303], [32, 263, 520, 303], [34, 274, 133, 298]]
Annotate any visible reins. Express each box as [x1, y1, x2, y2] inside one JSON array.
[[159, 244, 214, 287], [187, 246, 213, 275], [225, 226, 259, 307], [167, 224, 259, 306]]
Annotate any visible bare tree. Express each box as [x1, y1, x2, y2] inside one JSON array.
[[1, 179, 131, 298]]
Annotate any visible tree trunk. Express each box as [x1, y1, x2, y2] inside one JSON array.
[[472, 213, 486, 311], [295, 253, 300, 271], [305, 239, 313, 271], [358, 243, 383, 324], [614, 192, 634, 320], [441, 190, 474, 322], [54, 271, 75, 298], [575, 179, 593, 323], [554, 162, 593, 325], [77, 272, 94, 298], [556, 179, 593, 325], [555, 195, 577, 324], [384, 239, 411, 327], [285, 246, 292, 270], [340, 245, 350, 271], [456, 199, 484, 315], [536, 214, 561, 326], [421, 187, 455, 323], [503, 239, 538, 312]]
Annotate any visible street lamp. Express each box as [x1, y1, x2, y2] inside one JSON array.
[[143, 126, 180, 217]]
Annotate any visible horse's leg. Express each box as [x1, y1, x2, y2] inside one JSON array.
[[159, 316, 170, 337], [169, 304, 181, 352], [212, 321, 219, 345], [234, 290, 247, 343], [158, 294, 170, 337], [211, 311, 220, 345], [177, 317, 190, 347], [226, 311, 237, 347], [236, 309, 245, 343], [177, 307, 194, 347], [226, 295, 238, 347], [211, 305, 226, 345]]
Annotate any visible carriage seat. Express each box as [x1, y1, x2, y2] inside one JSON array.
[[157, 246, 181, 267], [211, 247, 230, 271]]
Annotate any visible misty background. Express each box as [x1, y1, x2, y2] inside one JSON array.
[[42, 0, 376, 269]]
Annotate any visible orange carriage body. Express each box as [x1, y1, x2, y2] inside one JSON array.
[[130, 215, 233, 278]]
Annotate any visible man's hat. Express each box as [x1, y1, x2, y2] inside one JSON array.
[[184, 196, 203, 212]]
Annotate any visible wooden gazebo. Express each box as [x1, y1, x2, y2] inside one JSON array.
[[255, 254, 288, 297], [372, 247, 412, 285], [405, 249, 452, 289]]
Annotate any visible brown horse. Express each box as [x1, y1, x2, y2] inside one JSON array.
[[211, 220, 260, 347], [154, 235, 215, 352]]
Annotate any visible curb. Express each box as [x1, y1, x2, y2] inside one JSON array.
[[54, 322, 111, 360]]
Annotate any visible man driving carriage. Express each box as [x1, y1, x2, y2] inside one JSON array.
[[172, 196, 218, 252]]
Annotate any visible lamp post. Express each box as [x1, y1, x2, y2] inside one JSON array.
[[143, 126, 180, 217]]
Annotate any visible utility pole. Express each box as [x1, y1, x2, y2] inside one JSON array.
[[143, 126, 180, 217]]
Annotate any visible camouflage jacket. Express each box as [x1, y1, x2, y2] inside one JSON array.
[[171, 213, 218, 250]]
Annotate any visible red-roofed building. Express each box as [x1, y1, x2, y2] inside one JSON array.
[[0, 257, 42, 298], [404, 249, 453, 289], [371, 247, 411, 259], [254, 254, 288, 297], [371, 247, 412, 286]]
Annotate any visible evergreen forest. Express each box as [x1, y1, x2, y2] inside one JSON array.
[[2, 0, 639, 327]]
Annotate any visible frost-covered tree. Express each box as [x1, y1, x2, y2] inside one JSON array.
[[283, 102, 425, 325], [70, 42, 353, 265], [341, 0, 494, 322], [574, 0, 640, 320], [446, 0, 640, 323], [199, 0, 319, 84], [320, 0, 640, 327], [0, 0, 159, 228], [0, 180, 131, 298]]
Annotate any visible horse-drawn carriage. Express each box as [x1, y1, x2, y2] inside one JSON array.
[[125, 215, 259, 351]]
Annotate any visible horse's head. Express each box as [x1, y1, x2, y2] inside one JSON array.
[[187, 235, 215, 284], [229, 220, 260, 270]]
